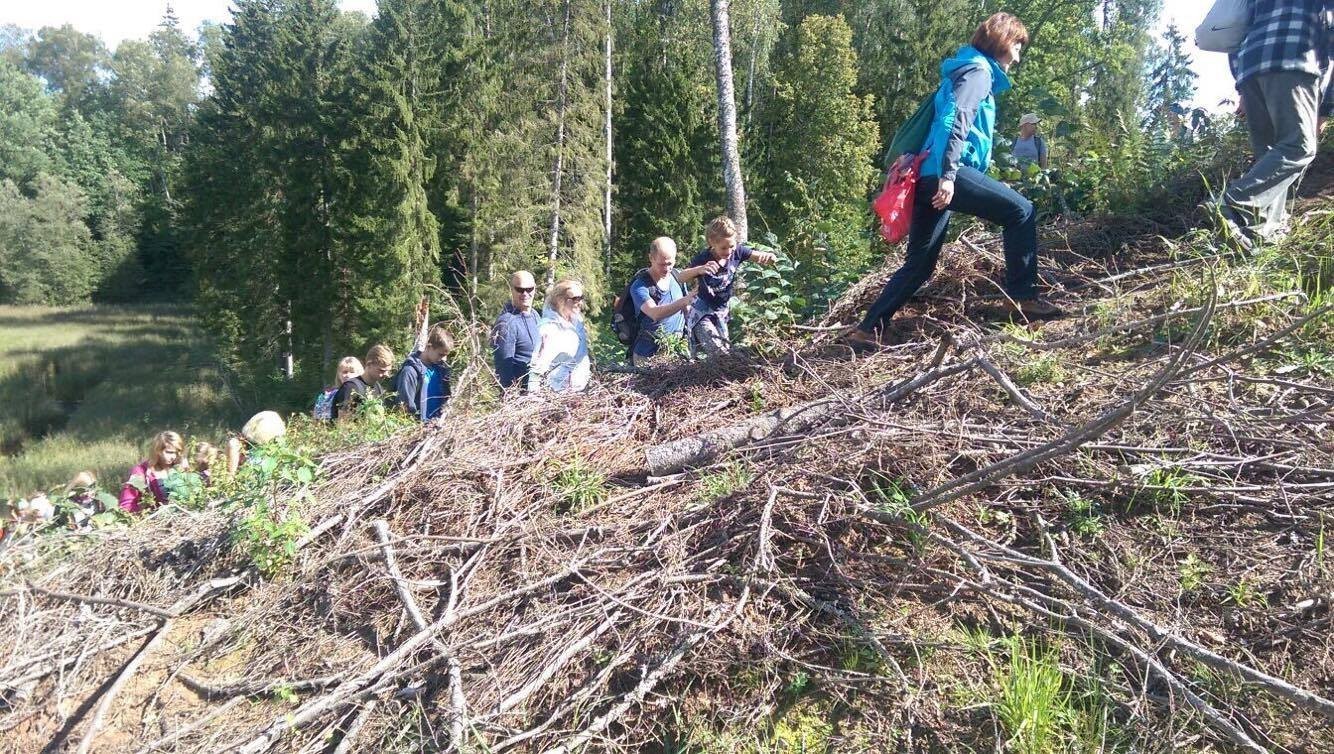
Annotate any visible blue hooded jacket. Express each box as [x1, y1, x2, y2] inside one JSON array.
[[921, 45, 1012, 181], [395, 351, 451, 421]]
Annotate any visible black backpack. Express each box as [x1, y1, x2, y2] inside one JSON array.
[[611, 269, 680, 348]]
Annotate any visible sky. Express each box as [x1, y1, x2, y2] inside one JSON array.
[[1158, 0, 1237, 110], [5, 0, 1238, 111], [2, 2, 378, 47]]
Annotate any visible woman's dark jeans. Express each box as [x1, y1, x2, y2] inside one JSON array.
[[859, 166, 1038, 333]]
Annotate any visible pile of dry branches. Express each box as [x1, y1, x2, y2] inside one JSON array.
[[3, 174, 1333, 753]]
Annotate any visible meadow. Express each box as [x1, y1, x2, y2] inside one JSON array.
[[0, 305, 245, 497]]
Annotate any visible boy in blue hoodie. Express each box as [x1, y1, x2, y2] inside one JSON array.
[[396, 325, 452, 421]]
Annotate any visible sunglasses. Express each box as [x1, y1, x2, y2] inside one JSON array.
[[513, 286, 535, 294]]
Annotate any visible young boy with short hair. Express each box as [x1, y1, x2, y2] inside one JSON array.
[[334, 344, 396, 420], [687, 216, 777, 355], [396, 326, 453, 421]]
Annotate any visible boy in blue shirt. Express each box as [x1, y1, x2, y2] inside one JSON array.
[[686, 215, 777, 355], [396, 325, 452, 421]]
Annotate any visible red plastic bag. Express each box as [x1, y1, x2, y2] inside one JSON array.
[[872, 151, 928, 244]]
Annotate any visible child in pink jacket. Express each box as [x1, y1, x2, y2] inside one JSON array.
[[119, 431, 186, 513]]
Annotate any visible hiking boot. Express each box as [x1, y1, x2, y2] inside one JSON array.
[[844, 328, 881, 352], [1200, 199, 1256, 253], [1004, 296, 1064, 321]]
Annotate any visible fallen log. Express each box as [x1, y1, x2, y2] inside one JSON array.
[[645, 336, 964, 476]]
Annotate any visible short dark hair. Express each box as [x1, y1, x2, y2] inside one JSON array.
[[426, 324, 453, 353], [971, 13, 1029, 60]]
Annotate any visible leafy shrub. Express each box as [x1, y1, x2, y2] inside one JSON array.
[[232, 499, 309, 578]]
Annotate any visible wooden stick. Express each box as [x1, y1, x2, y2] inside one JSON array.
[[23, 581, 175, 619], [976, 356, 1054, 423], [76, 620, 175, 754], [644, 336, 966, 475], [330, 701, 377, 754], [908, 279, 1216, 513]]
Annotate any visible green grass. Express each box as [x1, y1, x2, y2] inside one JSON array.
[[996, 636, 1072, 754], [551, 453, 609, 513], [0, 305, 244, 497]]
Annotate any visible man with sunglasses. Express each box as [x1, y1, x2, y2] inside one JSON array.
[[492, 270, 541, 390]]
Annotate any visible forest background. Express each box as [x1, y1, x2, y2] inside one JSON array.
[[1, 0, 1211, 405]]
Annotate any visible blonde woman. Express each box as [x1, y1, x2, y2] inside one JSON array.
[[527, 279, 592, 393], [118, 431, 187, 513]]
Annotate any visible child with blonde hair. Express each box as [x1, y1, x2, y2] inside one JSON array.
[[686, 215, 777, 355], [315, 357, 364, 421], [119, 431, 186, 513], [193, 442, 219, 484]]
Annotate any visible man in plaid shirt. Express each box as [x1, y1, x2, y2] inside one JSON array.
[[1219, 0, 1332, 246]]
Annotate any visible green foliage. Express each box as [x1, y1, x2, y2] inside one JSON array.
[[1015, 354, 1068, 387], [1178, 553, 1213, 593], [0, 58, 59, 187], [613, 44, 715, 280], [996, 637, 1071, 754], [231, 498, 310, 578], [219, 440, 318, 577], [1143, 25, 1196, 134], [864, 470, 927, 549], [1061, 490, 1105, 538], [1132, 466, 1199, 514], [1225, 577, 1265, 610], [698, 461, 754, 504], [753, 15, 878, 301], [551, 453, 608, 513], [655, 330, 692, 360], [0, 174, 98, 304], [729, 240, 804, 342]]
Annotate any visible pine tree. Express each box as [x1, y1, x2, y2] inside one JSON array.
[[454, 0, 608, 308], [1143, 23, 1196, 133], [613, 47, 714, 277], [182, 0, 363, 384]]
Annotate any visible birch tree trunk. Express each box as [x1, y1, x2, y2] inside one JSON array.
[[546, 0, 573, 288], [710, 0, 748, 241], [603, 0, 614, 277]]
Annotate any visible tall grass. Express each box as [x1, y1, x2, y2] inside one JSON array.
[[0, 305, 245, 497]]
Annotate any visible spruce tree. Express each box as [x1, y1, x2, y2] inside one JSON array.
[[343, 0, 474, 351], [1144, 23, 1196, 133], [613, 47, 714, 277], [754, 14, 877, 295]]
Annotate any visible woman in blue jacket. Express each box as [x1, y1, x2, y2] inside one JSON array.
[[849, 13, 1061, 349]]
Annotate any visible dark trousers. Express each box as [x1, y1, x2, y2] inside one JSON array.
[[860, 166, 1038, 333]]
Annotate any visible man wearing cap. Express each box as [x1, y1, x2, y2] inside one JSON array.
[[1013, 113, 1047, 170]]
